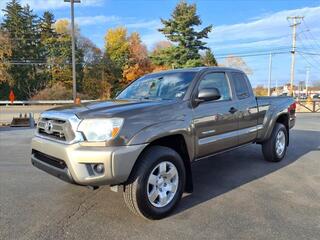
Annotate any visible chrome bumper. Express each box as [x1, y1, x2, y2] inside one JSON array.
[[31, 136, 147, 186]]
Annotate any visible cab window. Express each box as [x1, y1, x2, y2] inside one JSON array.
[[231, 72, 250, 99], [198, 72, 231, 101]]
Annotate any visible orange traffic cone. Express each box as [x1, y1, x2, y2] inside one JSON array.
[[9, 90, 15, 104]]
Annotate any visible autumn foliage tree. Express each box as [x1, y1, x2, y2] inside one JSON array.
[[104, 27, 129, 69], [122, 32, 152, 84], [0, 0, 221, 100], [254, 85, 268, 96]]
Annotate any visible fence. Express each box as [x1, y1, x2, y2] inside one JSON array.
[[296, 100, 320, 113]]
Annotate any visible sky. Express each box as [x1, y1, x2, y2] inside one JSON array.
[[1, 0, 320, 87]]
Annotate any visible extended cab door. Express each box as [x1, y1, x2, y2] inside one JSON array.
[[229, 71, 259, 145], [193, 72, 239, 158]]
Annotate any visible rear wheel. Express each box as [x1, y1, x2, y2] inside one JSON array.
[[262, 123, 288, 162], [123, 146, 186, 220]]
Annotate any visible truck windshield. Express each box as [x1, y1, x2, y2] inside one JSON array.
[[116, 72, 196, 100]]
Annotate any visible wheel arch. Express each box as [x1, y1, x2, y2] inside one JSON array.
[[258, 110, 290, 145], [128, 134, 194, 193]]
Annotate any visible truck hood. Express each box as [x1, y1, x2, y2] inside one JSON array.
[[45, 99, 177, 119]]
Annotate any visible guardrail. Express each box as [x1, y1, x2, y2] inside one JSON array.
[[296, 100, 320, 113], [0, 100, 95, 106]]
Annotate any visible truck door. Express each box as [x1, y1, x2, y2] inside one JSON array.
[[229, 72, 259, 145], [193, 72, 239, 158]]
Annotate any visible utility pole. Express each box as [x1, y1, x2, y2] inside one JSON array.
[[287, 16, 304, 97], [305, 66, 310, 96], [268, 53, 273, 96], [65, 0, 80, 103]]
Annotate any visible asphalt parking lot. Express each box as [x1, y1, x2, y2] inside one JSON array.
[[0, 113, 319, 240]]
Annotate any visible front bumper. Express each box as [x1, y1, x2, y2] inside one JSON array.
[[31, 136, 147, 186]]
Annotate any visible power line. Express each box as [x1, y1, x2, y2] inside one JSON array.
[[296, 34, 320, 66], [297, 50, 320, 56], [297, 51, 320, 72], [215, 50, 289, 59], [214, 46, 292, 56], [299, 30, 320, 52], [302, 19, 320, 50]]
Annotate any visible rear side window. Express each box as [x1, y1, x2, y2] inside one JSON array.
[[231, 72, 250, 99]]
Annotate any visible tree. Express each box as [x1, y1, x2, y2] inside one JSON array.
[[1, 0, 45, 99], [45, 19, 84, 90], [83, 54, 116, 99], [202, 49, 217, 66], [104, 27, 129, 69], [221, 55, 252, 75], [154, 1, 212, 68], [152, 41, 172, 52], [0, 31, 12, 84], [122, 32, 152, 84], [45, 19, 73, 87], [39, 11, 56, 41], [54, 19, 70, 34], [254, 85, 268, 96], [80, 38, 116, 99], [37, 11, 57, 88]]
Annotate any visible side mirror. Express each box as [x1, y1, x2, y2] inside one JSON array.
[[196, 88, 221, 102]]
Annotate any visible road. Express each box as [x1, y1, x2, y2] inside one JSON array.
[[0, 113, 319, 240]]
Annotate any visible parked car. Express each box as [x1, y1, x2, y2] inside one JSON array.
[[299, 94, 308, 100], [312, 94, 320, 99], [31, 67, 296, 219]]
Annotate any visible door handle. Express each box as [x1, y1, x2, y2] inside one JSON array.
[[229, 107, 238, 114]]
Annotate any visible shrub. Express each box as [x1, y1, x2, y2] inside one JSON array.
[[31, 82, 90, 100]]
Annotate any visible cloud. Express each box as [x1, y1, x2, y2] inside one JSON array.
[[208, 6, 320, 53], [141, 31, 166, 49], [126, 20, 160, 30], [111, 6, 320, 53], [0, 0, 102, 12], [75, 15, 120, 26]]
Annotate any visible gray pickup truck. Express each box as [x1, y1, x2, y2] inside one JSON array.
[[31, 67, 296, 219]]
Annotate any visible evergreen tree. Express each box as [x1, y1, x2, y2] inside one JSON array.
[[154, 1, 212, 68], [45, 19, 84, 90], [38, 11, 56, 84], [202, 49, 218, 66], [1, 0, 45, 99], [39, 11, 56, 41]]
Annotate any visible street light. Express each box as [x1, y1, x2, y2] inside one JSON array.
[[64, 0, 80, 103]]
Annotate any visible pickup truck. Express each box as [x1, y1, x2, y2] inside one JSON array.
[[31, 67, 296, 219]]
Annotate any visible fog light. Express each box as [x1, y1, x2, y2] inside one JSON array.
[[93, 163, 104, 174]]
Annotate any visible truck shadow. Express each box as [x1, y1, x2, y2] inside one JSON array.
[[174, 129, 320, 215]]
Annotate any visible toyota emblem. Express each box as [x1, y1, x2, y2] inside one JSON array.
[[44, 121, 53, 134]]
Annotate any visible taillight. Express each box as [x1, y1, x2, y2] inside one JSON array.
[[288, 102, 296, 114]]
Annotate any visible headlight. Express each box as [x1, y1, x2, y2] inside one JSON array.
[[77, 118, 124, 142]]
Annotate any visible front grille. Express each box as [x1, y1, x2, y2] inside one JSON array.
[[37, 118, 70, 142], [38, 128, 66, 141], [32, 150, 67, 169]]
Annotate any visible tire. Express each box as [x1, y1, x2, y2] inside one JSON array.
[[123, 146, 186, 220], [262, 123, 288, 162]]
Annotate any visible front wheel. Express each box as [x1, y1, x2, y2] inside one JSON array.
[[262, 123, 288, 162], [123, 146, 186, 220]]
